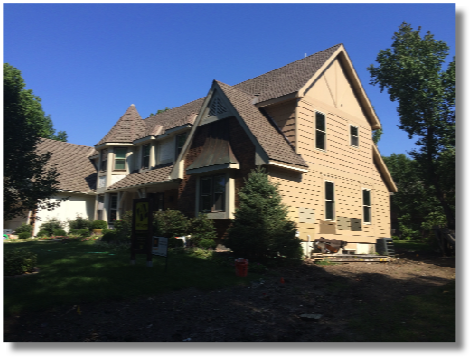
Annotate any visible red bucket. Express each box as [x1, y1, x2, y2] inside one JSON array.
[[235, 258, 248, 277]]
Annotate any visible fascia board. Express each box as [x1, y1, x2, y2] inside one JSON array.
[[372, 144, 398, 192]]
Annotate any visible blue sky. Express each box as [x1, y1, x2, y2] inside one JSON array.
[[4, 3, 455, 157]]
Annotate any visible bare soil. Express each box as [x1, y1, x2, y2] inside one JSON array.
[[4, 252, 455, 342]]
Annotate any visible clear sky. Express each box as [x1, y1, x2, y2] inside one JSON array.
[[4, 2, 455, 157]]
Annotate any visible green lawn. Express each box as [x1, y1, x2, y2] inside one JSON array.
[[4, 239, 258, 316]]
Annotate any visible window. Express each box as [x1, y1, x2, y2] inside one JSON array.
[[363, 189, 371, 223], [142, 144, 150, 169], [175, 133, 186, 159], [100, 149, 108, 171], [97, 195, 104, 220], [324, 181, 334, 220], [200, 174, 226, 212], [315, 112, 326, 150], [350, 125, 359, 147], [114, 147, 127, 170], [109, 194, 118, 223]]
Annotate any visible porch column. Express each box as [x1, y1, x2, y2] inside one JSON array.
[[117, 192, 123, 219], [104, 193, 110, 224]]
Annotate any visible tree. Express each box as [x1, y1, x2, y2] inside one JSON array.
[[4, 64, 67, 141], [368, 23, 455, 229], [224, 167, 303, 260], [149, 107, 170, 117], [382, 153, 445, 238], [189, 213, 218, 249], [4, 64, 62, 220]]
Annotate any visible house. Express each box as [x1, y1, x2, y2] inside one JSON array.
[[5, 43, 397, 255], [91, 43, 397, 255], [3, 138, 98, 236]]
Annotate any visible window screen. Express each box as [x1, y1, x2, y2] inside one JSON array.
[[315, 112, 326, 150], [324, 181, 334, 220], [363, 189, 371, 223], [114, 148, 127, 170], [350, 126, 359, 147]]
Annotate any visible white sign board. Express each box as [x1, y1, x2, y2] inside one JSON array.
[[153, 237, 168, 257]]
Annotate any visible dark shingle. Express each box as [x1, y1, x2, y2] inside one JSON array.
[[107, 163, 173, 190], [96, 104, 145, 145], [37, 138, 97, 193]]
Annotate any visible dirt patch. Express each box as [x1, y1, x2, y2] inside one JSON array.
[[4, 255, 455, 342]]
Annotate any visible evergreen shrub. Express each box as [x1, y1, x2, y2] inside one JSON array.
[[38, 218, 65, 237], [189, 213, 217, 249], [15, 223, 33, 235], [4, 249, 37, 276], [153, 209, 189, 239], [224, 167, 303, 261], [68, 216, 91, 231], [18, 231, 32, 239], [91, 220, 108, 230]]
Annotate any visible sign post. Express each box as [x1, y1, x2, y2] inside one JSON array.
[[131, 198, 153, 267]]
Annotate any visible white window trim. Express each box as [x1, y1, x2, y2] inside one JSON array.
[[315, 110, 326, 152], [324, 180, 335, 221], [349, 124, 359, 148], [362, 188, 371, 224]]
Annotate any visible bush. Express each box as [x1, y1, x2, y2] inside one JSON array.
[[15, 223, 33, 235], [37, 229, 50, 238], [224, 167, 303, 260], [91, 220, 108, 230], [114, 211, 133, 242], [190, 213, 217, 249], [4, 249, 37, 276], [38, 218, 65, 237], [70, 229, 90, 237], [68, 216, 92, 231], [53, 228, 67, 237], [101, 229, 118, 243], [18, 231, 32, 239], [168, 237, 184, 249], [153, 209, 189, 239]]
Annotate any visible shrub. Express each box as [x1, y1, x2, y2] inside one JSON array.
[[114, 211, 133, 242], [53, 228, 67, 237], [37, 229, 50, 238], [38, 218, 65, 237], [224, 167, 303, 260], [68, 216, 92, 231], [4, 249, 37, 276], [91, 220, 108, 230], [70, 229, 90, 237], [18, 231, 32, 239], [153, 209, 189, 239], [189, 213, 217, 249], [15, 223, 33, 235], [101, 229, 118, 243], [168, 237, 184, 249]]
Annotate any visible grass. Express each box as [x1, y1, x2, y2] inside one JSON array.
[[335, 280, 456, 342], [4, 239, 260, 316], [392, 239, 437, 253]]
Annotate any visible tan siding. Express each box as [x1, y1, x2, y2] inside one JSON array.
[[264, 100, 296, 146]]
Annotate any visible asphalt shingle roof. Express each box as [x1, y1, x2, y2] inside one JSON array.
[[37, 138, 97, 193], [216, 81, 308, 168], [107, 163, 173, 190], [96, 105, 145, 146]]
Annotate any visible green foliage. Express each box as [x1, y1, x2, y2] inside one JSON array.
[[189, 213, 217, 249], [38, 218, 65, 237], [4, 249, 37, 276], [113, 211, 133, 242], [91, 220, 108, 230], [153, 209, 190, 239], [168, 237, 184, 249], [36, 229, 50, 238], [149, 107, 170, 117], [53, 228, 67, 237], [18, 232, 32, 240], [15, 223, 33, 235], [101, 229, 118, 243], [68, 216, 91, 231], [369, 23, 455, 229], [224, 167, 303, 260], [70, 229, 90, 237], [372, 128, 383, 145], [4, 63, 64, 221]]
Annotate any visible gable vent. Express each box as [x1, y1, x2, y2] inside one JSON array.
[[208, 97, 228, 117]]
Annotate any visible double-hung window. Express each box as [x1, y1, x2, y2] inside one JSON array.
[[200, 174, 226, 213], [324, 181, 335, 220], [109, 194, 118, 223], [114, 147, 127, 170], [350, 125, 359, 147], [175, 133, 186, 160], [362, 189, 371, 223], [315, 112, 326, 150], [100, 149, 108, 171], [142, 144, 150, 169]]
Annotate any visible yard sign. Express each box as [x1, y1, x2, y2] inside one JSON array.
[[131, 198, 153, 267]]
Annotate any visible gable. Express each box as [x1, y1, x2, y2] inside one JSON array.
[[305, 58, 367, 123]]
